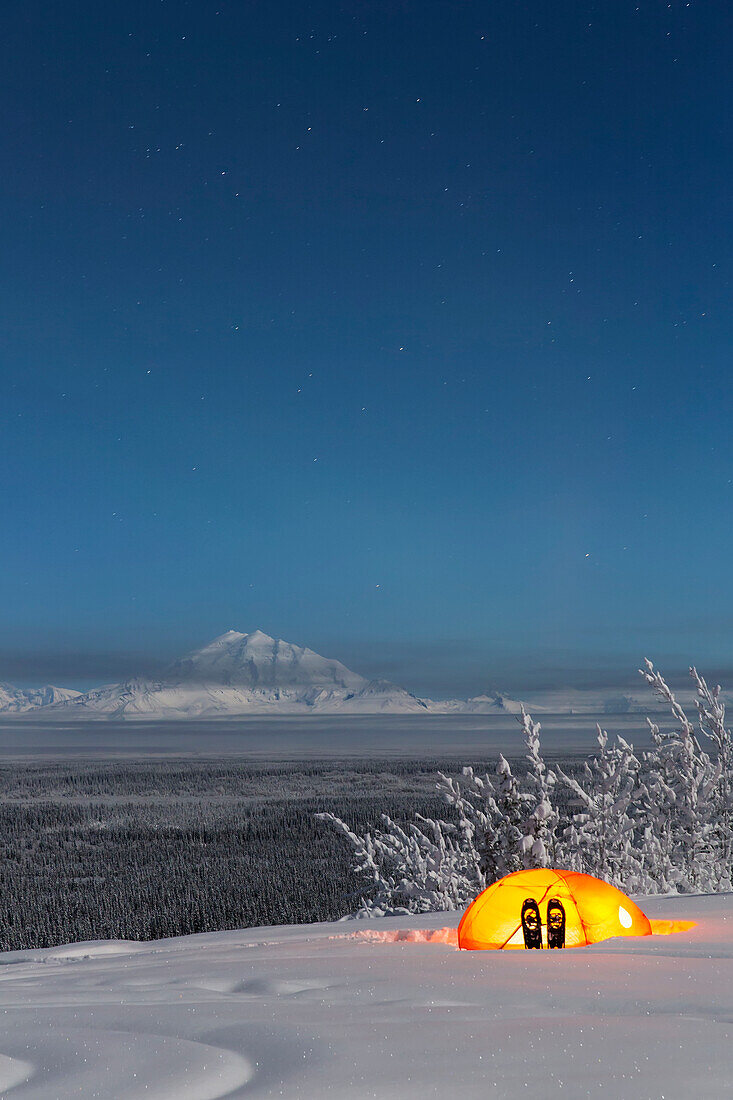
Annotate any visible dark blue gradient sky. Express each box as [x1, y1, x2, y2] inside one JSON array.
[[2, 1, 732, 694]]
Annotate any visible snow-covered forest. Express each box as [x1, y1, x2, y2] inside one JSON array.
[[320, 662, 733, 913]]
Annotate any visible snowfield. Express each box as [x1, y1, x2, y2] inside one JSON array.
[[0, 893, 730, 1098]]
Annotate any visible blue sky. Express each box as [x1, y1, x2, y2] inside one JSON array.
[[2, 1, 732, 695]]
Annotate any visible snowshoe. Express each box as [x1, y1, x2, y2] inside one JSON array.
[[521, 897, 542, 949], [546, 898, 566, 949]]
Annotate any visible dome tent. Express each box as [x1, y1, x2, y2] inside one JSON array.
[[458, 868, 652, 950]]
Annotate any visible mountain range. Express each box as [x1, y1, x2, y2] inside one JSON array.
[[0, 629, 696, 718], [0, 683, 81, 713], [11, 630, 437, 718]]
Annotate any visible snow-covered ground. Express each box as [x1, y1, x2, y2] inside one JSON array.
[[0, 892, 729, 1098]]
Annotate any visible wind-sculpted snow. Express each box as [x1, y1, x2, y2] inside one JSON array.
[[0, 893, 729, 1097], [0, 1028, 253, 1099]]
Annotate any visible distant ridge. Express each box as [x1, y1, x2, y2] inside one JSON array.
[[0, 683, 81, 713], [427, 690, 527, 715]]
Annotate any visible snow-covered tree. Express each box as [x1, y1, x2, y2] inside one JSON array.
[[690, 666, 733, 885], [437, 753, 525, 887], [315, 811, 477, 916], [518, 706, 560, 868], [555, 725, 647, 891], [318, 706, 563, 915], [318, 659, 733, 916], [434, 769, 490, 893], [637, 660, 723, 892], [484, 754, 525, 878]]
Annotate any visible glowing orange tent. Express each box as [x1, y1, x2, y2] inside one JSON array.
[[458, 868, 652, 950]]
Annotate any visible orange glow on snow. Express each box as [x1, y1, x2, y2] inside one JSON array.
[[649, 919, 697, 935], [341, 913, 695, 951]]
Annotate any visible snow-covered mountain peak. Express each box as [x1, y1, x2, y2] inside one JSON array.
[[167, 629, 367, 691], [215, 629, 268, 644], [240, 629, 271, 642], [50, 631, 435, 717]]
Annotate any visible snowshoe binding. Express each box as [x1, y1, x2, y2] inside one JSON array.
[[546, 898, 566, 949], [521, 898, 542, 949]]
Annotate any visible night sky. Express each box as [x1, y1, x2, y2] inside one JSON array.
[[2, 1, 732, 696]]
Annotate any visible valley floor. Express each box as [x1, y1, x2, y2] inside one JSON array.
[[0, 892, 729, 1098]]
